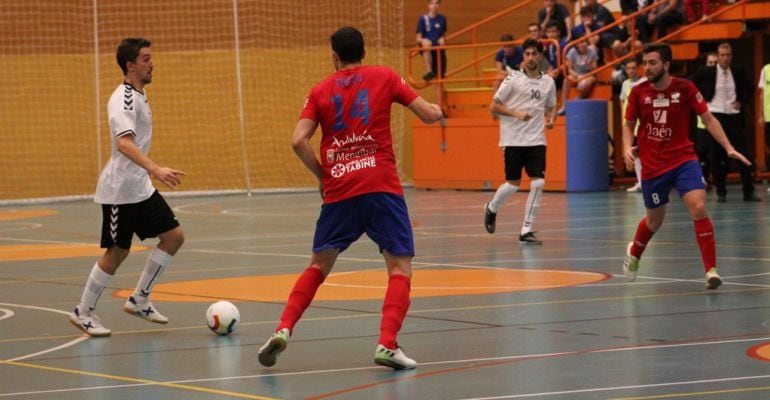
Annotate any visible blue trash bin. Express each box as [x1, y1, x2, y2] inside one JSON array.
[[565, 99, 609, 192]]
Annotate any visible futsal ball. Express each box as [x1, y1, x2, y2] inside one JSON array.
[[206, 301, 240, 336]]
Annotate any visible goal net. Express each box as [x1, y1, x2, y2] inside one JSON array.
[[0, 0, 405, 202]]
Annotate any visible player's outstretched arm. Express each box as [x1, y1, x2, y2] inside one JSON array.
[[291, 118, 323, 181], [701, 111, 752, 166], [407, 97, 443, 124], [116, 135, 186, 189]]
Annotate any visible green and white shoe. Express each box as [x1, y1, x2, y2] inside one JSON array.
[[374, 344, 417, 370], [623, 242, 640, 281], [258, 328, 290, 367]]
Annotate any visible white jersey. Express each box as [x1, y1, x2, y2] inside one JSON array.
[[493, 70, 557, 147], [94, 83, 154, 205]]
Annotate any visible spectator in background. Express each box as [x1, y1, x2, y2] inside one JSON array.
[[693, 52, 718, 190], [684, 0, 710, 23], [559, 38, 598, 115], [538, 0, 572, 42], [690, 42, 760, 202], [493, 33, 523, 90], [544, 21, 565, 90], [585, 0, 625, 58], [759, 61, 770, 190], [416, 0, 447, 82], [528, 22, 553, 74], [619, 57, 647, 192], [615, 14, 643, 58], [571, 6, 602, 63], [635, 0, 685, 43], [620, 0, 640, 16]]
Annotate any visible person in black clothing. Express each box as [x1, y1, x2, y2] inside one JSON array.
[[690, 42, 760, 202]]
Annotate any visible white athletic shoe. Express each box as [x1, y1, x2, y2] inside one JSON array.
[[69, 307, 111, 337], [374, 344, 417, 370], [626, 183, 642, 193], [123, 296, 168, 324], [705, 267, 722, 290], [258, 328, 290, 367], [623, 242, 640, 281]]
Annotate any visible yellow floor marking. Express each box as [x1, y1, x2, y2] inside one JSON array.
[[114, 268, 608, 302], [1, 359, 278, 400], [0, 244, 148, 262], [0, 209, 57, 221]]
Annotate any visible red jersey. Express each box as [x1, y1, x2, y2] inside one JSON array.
[[300, 65, 418, 203], [625, 77, 708, 180]]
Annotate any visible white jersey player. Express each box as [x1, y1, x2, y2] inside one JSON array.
[[70, 38, 186, 337], [484, 38, 557, 245]]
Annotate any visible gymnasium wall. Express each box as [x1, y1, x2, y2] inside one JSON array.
[[0, 0, 406, 201]]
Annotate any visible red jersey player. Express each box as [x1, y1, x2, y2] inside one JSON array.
[[258, 26, 443, 370], [622, 43, 750, 289]]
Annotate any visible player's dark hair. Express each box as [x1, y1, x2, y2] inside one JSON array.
[[579, 5, 594, 17], [331, 27, 365, 64], [522, 38, 543, 54], [116, 38, 151, 75], [500, 33, 514, 42], [643, 42, 672, 63]]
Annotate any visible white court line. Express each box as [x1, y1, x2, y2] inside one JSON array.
[[0, 303, 89, 362], [458, 374, 770, 399], [4, 336, 770, 398], [0, 308, 14, 321]]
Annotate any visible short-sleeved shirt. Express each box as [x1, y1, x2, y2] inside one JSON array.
[[299, 65, 418, 204], [625, 77, 708, 180], [416, 14, 447, 45], [566, 47, 598, 75], [538, 3, 571, 39], [495, 47, 523, 71], [493, 70, 557, 147], [94, 83, 154, 205]]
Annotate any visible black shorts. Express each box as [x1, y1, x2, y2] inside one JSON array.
[[100, 191, 180, 250], [418, 43, 447, 78], [504, 145, 547, 181]]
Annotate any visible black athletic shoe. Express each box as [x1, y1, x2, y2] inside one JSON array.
[[484, 203, 496, 233], [518, 232, 542, 245], [422, 71, 436, 81]]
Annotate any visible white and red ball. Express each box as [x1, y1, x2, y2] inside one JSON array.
[[206, 301, 240, 336]]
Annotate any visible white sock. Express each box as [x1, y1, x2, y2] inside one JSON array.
[[489, 182, 519, 213], [521, 179, 544, 235], [133, 247, 173, 302], [634, 158, 642, 186], [78, 262, 113, 315]]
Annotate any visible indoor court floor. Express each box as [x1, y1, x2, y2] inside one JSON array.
[[2, 186, 770, 399]]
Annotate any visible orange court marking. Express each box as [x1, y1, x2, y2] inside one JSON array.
[[114, 268, 609, 302], [747, 342, 770, 362], [0, 209, 58, 221], [0, 244, 149, 262]]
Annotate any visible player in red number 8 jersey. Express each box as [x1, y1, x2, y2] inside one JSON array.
[[621, 43, 751, 289], [257, 26, 443, 370]]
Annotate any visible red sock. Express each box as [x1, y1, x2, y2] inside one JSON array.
[[379, 274, 411, 349], [631, 217, 655, 258], [277, 266, 325, 334], [694, 217, 716, 272]]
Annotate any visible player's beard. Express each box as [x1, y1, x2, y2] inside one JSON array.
[[142, 70, 153, 85], [646, 68, 664, 84]]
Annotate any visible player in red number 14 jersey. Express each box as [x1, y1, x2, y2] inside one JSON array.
[[621, 43, 750, 289], [257, 27, 443, 370]]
